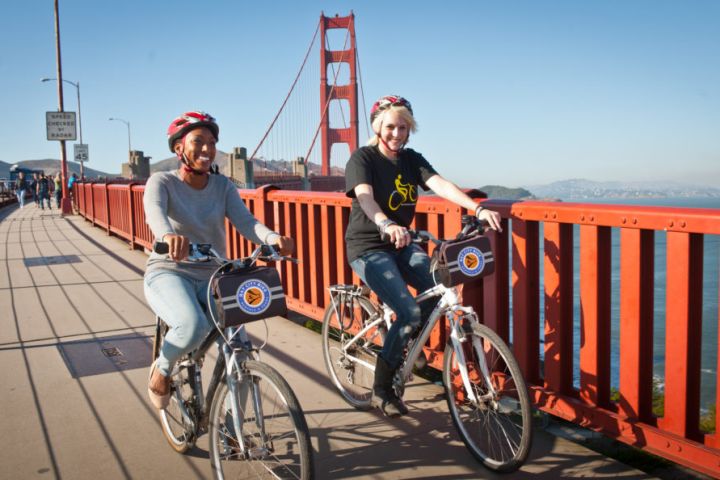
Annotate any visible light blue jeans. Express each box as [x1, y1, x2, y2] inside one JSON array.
[[350, 245, 438, 369], [144, 270, 216, 377], [16, 189, 26, 208]]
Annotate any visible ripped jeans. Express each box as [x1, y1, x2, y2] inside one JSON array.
[[144, 270, 215, 377], [350, 245, 438, 370]]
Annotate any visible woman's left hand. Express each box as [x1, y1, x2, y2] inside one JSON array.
[[273, 236, 295, 256], [478, 208, 503, 232]]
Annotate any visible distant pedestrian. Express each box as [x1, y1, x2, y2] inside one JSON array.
[[38, 173, 51, 210], [53, 174, 62, 208], [31, 173, 39, 207], [67, 173, 77, 205], [14, 171, 27, 208]]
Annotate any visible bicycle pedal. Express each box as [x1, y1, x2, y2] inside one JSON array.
[[413, 351, 428, 370]]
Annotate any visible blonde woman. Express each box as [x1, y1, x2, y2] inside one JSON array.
[[344, 95, 502, 417]]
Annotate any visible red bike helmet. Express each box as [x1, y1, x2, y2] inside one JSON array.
[[167, 111, 219, 152], [370, 95, 413, 123]]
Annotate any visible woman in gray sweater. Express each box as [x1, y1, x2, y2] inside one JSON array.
[[144, 111, 294, 409]]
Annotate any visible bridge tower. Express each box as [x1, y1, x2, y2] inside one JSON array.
[[319, 13, 359, 176]]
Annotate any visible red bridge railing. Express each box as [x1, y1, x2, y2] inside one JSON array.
[[73, 181, 720, 478]]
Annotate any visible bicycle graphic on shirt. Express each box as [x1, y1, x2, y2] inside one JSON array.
[[388, 175, 417, 211]]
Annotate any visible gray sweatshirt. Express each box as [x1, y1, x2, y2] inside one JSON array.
[[143, 171, 279, 280]]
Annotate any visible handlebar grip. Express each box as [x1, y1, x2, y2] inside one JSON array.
[[260, 244, 277, 256], [153, 241, 169, 254]]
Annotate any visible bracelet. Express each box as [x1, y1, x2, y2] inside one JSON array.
[[376, 218, 397, 234], [474, 204, 485, 216]]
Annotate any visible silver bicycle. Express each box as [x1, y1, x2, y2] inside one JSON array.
[[321, 216, 532, 472], [151, 242, 314, 479]]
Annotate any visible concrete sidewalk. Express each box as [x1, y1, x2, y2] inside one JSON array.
[[0, 203, 655, 479]]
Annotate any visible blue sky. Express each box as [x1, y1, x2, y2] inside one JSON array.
[[1, 0, 718, 188]]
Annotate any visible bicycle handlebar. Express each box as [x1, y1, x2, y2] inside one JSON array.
[[152, 241, 299, 267]]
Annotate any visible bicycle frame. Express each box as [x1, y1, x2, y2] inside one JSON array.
[[162, 314, 265, 454], [328, 281, 498, 406]]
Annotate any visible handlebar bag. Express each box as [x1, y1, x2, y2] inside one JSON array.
[[212, 266, 287, 328], [430, 234, 495, 287]]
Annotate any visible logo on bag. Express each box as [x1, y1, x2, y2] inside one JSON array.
[[458, 246, 485, 277], [236, 279, 272, 315]]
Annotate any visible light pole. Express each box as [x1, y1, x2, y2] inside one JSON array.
[[42, 76, 84, 179], [108, 117, 131, 157], [51, 0, 73, 216]]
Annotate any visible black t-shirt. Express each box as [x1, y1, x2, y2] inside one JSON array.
[[344, 145, 437, 262], [38, 177, 49, 192]]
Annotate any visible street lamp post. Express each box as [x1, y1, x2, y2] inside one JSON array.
[[108, 117, 131, 158], [50, 0, 73, 216], [42, 77, 84, 179]]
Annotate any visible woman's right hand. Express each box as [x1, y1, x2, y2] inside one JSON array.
[[385, 223, 412, 249], [162, 234, 189, 261]]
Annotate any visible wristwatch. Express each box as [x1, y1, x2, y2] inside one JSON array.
[[474, 204, 485, 216]]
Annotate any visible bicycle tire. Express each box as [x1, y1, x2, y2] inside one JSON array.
[[443, 322, 532, 472], [153, 318, 195, 453], [208, 360, 314, 480], [321, 293, 384, 410]]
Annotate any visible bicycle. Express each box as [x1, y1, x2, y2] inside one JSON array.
[[150, 242, 314, 479], [321, 215, 532, 472]]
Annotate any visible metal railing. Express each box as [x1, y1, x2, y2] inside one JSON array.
[[72, 181, 720, 478]]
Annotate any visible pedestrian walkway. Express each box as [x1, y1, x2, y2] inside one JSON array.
[[0, 203, 656, 479]]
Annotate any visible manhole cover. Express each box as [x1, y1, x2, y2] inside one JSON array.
[[25, 255, 82, 267], [58, 333, 152, 378]]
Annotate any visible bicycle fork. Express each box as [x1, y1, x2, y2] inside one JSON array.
[[448, 308, 497, 406], [224, 345, 271, 460]]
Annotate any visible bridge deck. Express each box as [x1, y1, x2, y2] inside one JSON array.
[[0, 204, 655, 479]]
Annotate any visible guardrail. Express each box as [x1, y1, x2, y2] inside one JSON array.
[[73, 181, 720, 478], [1, 187, 17, 208]]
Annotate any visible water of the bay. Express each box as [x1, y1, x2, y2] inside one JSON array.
[[512, 197, 719, 414]]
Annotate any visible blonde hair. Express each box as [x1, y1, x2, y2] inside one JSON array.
[[367, 105, 418, 146]]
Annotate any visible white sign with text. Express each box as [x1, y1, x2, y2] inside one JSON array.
[[74, 143, 89, 163], [46, 111, 77, 141]]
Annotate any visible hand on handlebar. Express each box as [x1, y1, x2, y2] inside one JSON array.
[[272, 235, 295, 256], [385, 224, 412, 249], [477, 209, 503, 233], [162, 234, 190, 261]]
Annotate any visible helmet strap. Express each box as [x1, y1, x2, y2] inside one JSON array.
[[179, 152, 209, 176], [379, 135, 405, 154]]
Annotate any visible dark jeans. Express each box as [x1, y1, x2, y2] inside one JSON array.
[[39, 191, 51, 209], [350, 245, 438, 369]]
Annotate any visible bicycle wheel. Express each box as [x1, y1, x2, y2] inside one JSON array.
[[153, 319, 195, 453], [209, 360, 313, 480], [443, 322, 532, 472], [321, 293, 385, 409]]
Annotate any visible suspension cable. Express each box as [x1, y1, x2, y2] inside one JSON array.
[[355, 35, 370, 140], [249, 20, 321, 162]]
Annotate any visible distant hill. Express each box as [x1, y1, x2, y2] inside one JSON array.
[[477, 185, 535, 200], [150, 151, 345, 176], [525, 178, 720, 200], [0, 159, 116, 178]]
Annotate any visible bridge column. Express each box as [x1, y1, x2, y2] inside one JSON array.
[[229, 147, 254, 188], [319, 12, 359, 176], [292, 156, 310, 191]]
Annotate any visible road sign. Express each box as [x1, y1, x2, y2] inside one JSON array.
[[46, 111, 77, 141], [74, 143, 89, 163]]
